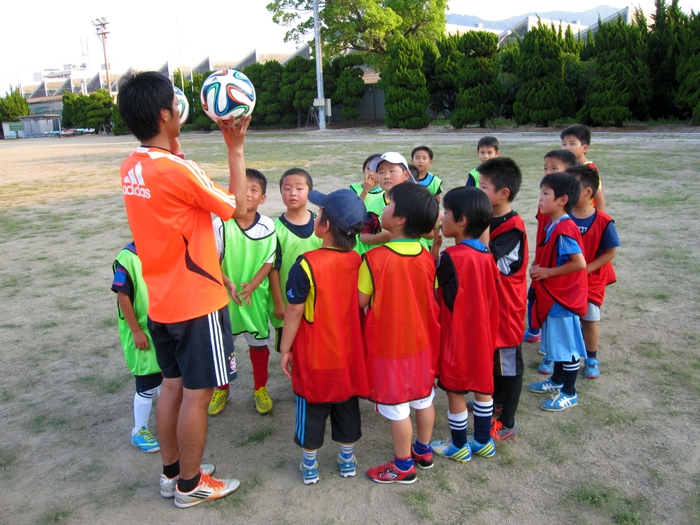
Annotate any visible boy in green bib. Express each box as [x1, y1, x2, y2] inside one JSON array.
[[466, 136, 500, 188], [350, 153, 385, 208], [112, 242, 162, 453], [211, 169, 275, 415]]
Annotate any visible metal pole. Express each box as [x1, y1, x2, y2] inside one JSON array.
[[177, 19, 185, 92], [312, 0, 325, 130], [92, 18, 112, 96]]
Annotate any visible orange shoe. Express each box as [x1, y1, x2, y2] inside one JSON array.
[[174, 473, 240, 508]]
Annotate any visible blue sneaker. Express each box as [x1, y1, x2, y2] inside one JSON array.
[[337, 454, 357, 478], [523, 328, 542, 343], [541, 390, 578, 411], [131, 427, 160, 453], [538, 356, 554, 375], [584, 358, 600, 379], [469, 438, 496, 458], [300, 461, 319, 485], [527, 378, 563, 394], [430, 439, 471, 463]]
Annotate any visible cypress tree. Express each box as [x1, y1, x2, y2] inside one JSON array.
[[420, 41, 441, 115], [380, 35, 430, 129], [434, 34, 462, 118], [450, 31, 499, 128], [647, 0, 685, 118], [334, 54, 367, 121], [280, 56, 317, 128], [494, 40, 522, 120], [513, 22, 573, 126], [676, 12, 700, 121]]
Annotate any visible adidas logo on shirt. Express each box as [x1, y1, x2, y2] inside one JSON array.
[[123, 162, 151, 199]]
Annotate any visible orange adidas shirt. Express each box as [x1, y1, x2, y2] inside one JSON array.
[[121, 146, 236, 323]]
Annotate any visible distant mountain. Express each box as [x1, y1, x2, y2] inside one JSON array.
[[446, 5, 623, 30]]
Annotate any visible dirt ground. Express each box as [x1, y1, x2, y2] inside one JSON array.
[[0, 128, 699, 525]]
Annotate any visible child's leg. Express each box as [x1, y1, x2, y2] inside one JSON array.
[[498, 376, 522, 430], [562, 357, 579, 396], [367, 403, 417, 483], [133, 388, 157, 432], [524, 287, 541, 340], [295, 396, 329, 484], [472, 392, 494, 445], [447, 392, 468, 448], [247, 332, 273, 413], [329, 398, 362, 477], [131, 373, 161, 452], [389, 417, 413, 459], [581, 320, 599, 358]]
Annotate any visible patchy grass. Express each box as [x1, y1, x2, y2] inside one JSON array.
[[404, 489, 434, 521], [233, 427, 274, 446], [565, 483, 651, 525], [36, 508, 71, 524]]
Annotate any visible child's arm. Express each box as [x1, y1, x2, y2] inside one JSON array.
[[360, 230, 392, 245], [359, 171, 377, 201], [117, 292, 149, 350], [587, 248, 615, 274], [236, 262, 273, 306], [594, 187, 605, 212], [530, 253, 586, 281], [269, 268, 286, 319], [280, 303, 304, 379]]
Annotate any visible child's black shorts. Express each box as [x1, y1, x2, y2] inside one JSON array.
[[148, 306, 237, 390], [294, 396, 362, 450], [134, 372, 163, 394], [493, 345, 524, 377]]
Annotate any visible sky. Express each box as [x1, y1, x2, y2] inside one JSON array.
[[2, 0, 699, 96]]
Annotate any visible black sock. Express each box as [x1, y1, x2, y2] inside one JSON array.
[[493, 375, 504, 406], [551, 362, 564, 384], [163, 460, 180, 479], [587, 350, 597, 360], [177, 472, 201, 493], [562, 358, 580, 396], [498, 375, 523, 429]]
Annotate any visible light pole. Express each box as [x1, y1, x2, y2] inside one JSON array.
[[92, 17, 112, 96], [497, 30, 513, 47], [312, 0, 326, 130]]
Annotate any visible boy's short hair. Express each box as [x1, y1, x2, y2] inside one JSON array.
[[540, 172, 581, 214], [560, 124, 591, 146], [566, 165, 599, 193], [477, 136, 499, 152], [442, 187, 493, 239], [544, 149, 578, 167], [476, 157, 522, 202], [411, 146, 434, 159], [279, 168, 313, 190], [387, 183, 439, 238], [319, 208, 359, 251], [117, 72, 174, 142], [309, 189, 365, 251], [363, 154, 382, 172], [246, 168, 267, 195], [408, 164, 419, 180]]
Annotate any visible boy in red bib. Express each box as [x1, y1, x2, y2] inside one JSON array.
[[527, 173, 588, 411], [567, 165, 620, 379], [280, 189, 369, 485], [430, 187, 500, 461], [359, 183, 440, 484]]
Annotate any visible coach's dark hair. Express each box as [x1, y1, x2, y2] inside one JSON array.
[[442, 187, 493, 239], [319, 208, 361, 251], [560, 124, 591, 146], [476, 157, 522, 202], [246, 168, 267, 195], [279, 168, 313, 190], [566, 165, 599, 194], [540, 172, 581, 214], [411, 145, 434, 160], [387, 183, 439, 238], [477, 136, 499, 152], [544, 149, 578, 168], [117, 72, 174, 142], [363, 154, 381, 172]]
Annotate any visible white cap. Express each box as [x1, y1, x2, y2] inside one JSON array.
[[368, 152, 409, 173]]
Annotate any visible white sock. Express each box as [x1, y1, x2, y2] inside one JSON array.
[[132, 387, 157, 434]]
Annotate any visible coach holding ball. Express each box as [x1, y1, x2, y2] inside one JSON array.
[[118, 71, 249, 508]]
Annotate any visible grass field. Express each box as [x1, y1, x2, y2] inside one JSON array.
[[0, 128, 699, 525]]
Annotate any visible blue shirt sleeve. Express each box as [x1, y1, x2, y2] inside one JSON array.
[[285, 258, 310, 305], [601, 221, 621, 250], [555, 235, 582, 267]]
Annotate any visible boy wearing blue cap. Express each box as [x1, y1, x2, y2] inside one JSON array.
[[280, 189, 370, 485]]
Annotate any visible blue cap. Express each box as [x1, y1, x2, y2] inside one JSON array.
[[308, 189, 367, 235]]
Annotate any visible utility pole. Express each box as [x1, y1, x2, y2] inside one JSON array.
[[312, 0, 326, 130], [92, 18, 112, 96]]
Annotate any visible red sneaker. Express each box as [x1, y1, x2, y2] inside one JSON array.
[[366, 460, 417, 484], [411, 445, 434, 470]]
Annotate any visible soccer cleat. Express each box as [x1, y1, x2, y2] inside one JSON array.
[[527, 378, 563, 394], [541, 390, 578, 411], [301, 461, 320, 485], [160, 465, 216, 498], [523, 328, 542, 343], [467, 400, 503, 418], [584, 358, 600, 379], [469, 438, 496, 458], [131, 427, 160, 453], [208, 388, 232, 416], [411, 444, 434, 470], [491, 419, 518, 441], [538, 356, 554, 375], [366, 460, 417, 484], [431, 439, 472, 463], [337, 454, 357, 478], [173, 473, 240, 508], [254, 386, 273, 414]]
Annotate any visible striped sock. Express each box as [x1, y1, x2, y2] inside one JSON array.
[[562, 359, 580, 396], [473, 400, 494, 444], [448, 410, 468, 449], [133, 388, 156, 433], [302, 449, 317, 467], [339, 444, 354, 461]]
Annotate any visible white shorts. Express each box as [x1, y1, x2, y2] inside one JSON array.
[[375, 389, 435, 421], [582, 302, 601, 322], [234, 332, 272, 347]]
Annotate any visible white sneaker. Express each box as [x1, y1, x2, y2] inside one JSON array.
[[160, 464, 216, 498]]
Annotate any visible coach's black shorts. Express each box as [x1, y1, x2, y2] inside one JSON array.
[[148, 306, 237, 390], [294, 396, 362, 450], [493, 345, 524, 377]]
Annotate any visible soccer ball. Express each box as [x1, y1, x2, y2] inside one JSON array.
[[173, 86, 189, 126], [200, 69, 256, 121]]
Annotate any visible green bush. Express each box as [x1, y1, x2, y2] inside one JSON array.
[[210, 122, 220, 131]]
